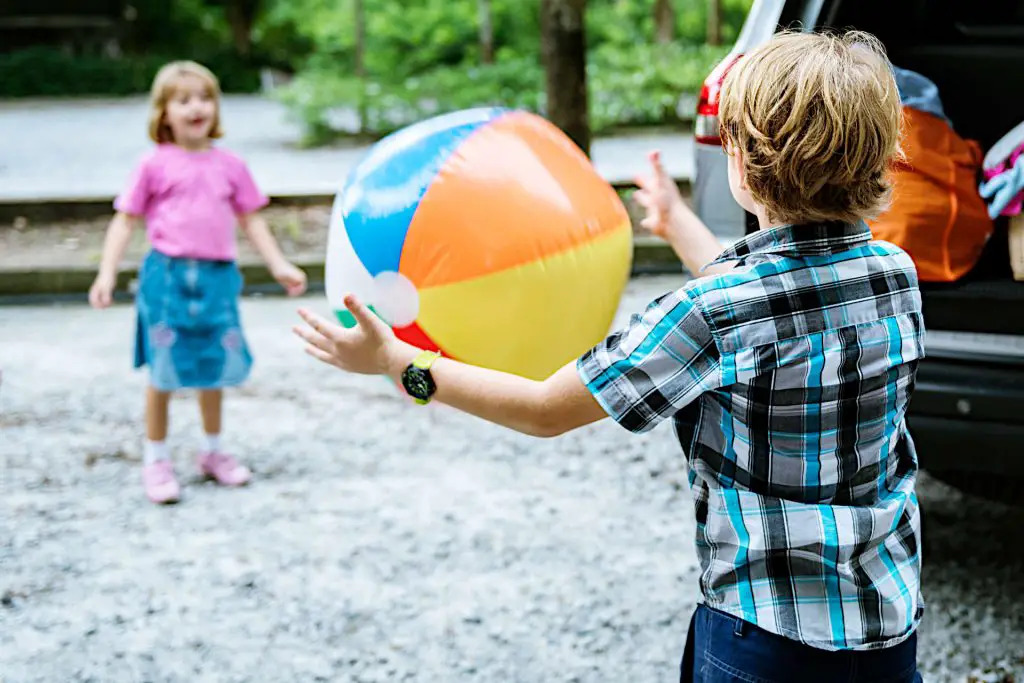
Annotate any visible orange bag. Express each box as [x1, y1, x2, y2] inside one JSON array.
[[868, 107, 994, 282]]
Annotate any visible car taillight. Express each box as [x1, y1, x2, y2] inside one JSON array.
[[695, 53, 743, 146]]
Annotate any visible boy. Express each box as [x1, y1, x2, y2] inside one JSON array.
[[294, 30, 924, 683]]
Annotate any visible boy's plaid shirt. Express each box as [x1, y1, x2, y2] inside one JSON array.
[[578, 221, 925, 651]]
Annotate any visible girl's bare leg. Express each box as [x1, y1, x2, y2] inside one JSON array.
[[146, 386, 171, 442], [196, 389, 250, 485], [143, 387, 173, 468], [198, 389, 222, 449], [142, 386, 179, 503]]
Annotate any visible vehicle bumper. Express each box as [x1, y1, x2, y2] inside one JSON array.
[[909, 349, 1024, 476]]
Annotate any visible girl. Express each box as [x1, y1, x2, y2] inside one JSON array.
[[89, 60, 307, 505]]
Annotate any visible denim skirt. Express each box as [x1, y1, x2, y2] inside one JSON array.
[[134, 250, 253, 391]]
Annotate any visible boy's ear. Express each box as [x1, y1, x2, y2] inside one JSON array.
[[731, 147, 749, 191]]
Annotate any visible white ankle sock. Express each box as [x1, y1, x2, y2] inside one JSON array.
[[202, 433, 222, 454], [144, 440, 169, 466]]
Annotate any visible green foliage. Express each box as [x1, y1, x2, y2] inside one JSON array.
[[589, 43, 728, 130], [258, 0, 541, 77], [0, 47, 259, 98], [278, 42, 728, 146], [4, 0, 750, 136], [270, 0, 746, 144], [278, 56, 545, 146], [0, 0, 262, 97]]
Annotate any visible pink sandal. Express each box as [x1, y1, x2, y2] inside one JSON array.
[[197, 452, 252, 487], [142, 460, 181, 504]]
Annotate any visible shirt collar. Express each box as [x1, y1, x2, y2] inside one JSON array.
[[705, 221, 873, 270]]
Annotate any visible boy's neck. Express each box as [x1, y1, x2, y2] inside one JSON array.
[[753, 206, 787, 231]]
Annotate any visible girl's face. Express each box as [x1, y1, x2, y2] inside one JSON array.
[[164, 74, 218, 149]]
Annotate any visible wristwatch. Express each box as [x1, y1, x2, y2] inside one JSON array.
[[401, 350, 442, 405]]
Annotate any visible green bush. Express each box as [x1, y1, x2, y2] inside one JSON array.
[[1, 0, 749, 134], [0, 47, 261, 98], [258, 0, 541, 78], [589, 43, 728, 130], [277, 42, 728, 145]]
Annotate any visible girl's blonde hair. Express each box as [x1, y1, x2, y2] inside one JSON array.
[[718, 31, 902, 225], [148, 61, 224, 144]]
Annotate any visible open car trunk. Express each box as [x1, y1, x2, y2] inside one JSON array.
[[821, 0, 1024, 337]]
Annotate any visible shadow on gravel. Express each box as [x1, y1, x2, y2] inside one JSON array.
[[919, 474, 1024, 568]]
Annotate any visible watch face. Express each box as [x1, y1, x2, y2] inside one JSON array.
[[402, 367, 435, 400]]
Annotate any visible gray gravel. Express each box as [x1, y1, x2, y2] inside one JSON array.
[[1, 275, 1022, 682]]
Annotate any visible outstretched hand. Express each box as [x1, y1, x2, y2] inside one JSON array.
[[272, 260, 308, 297], [88, 273, 116, 309], [293, 294, 409, 376], [633, 150, 688, 240]]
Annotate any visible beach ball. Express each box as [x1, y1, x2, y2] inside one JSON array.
[[325, 107, 632, 381]]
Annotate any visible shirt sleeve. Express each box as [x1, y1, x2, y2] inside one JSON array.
[[230, 159, 270, 215], [113, 158, 152, 216], [576, 287, 722, 433]]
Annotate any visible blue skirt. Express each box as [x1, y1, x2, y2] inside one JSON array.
[[134, 250, 253, 391]]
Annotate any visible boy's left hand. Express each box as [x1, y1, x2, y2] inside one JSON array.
[[293, 295, 410, 376], [272, 261, 308, 297]]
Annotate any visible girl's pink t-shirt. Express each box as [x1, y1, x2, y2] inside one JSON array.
[[114, 144, 269, 261]]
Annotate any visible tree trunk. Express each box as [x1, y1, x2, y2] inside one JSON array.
[[706, 0, 721, 46], [225, 0, 259, 56], [353, 0, 366, 78], [478, 0, 495, 65], [541, 0, 590, 157], [654, 0, 674, 45], [353, 0, 367, 132]]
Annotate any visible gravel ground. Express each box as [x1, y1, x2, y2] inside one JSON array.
[[1, 275, 1023, 682]]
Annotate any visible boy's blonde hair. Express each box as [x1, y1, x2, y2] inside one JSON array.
[[148, 61, 224, 144], [719, 31, 902, 225]]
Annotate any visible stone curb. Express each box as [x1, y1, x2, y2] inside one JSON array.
[[0, 179, 690, 225], [0, 194, 338, 225], [0, 239, 683, 304]]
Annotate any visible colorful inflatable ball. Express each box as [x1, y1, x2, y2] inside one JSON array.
[[325, 107, 632, 381]]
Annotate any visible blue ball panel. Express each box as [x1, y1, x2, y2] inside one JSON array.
[[340, 107, 507, 277]]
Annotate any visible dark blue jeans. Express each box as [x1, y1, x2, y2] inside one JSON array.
[[680, 605, 923, 683]]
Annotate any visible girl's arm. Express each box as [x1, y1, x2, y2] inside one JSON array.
[[89, 212, 139, 309], [238, 211, 308, 297], [634, 151, 733, 277], [661, 202, 734, 277]]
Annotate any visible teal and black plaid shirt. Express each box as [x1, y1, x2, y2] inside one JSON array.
[[578, 221, 925, 651]]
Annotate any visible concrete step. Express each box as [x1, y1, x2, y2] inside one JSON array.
[[0, 237, 683, 304], [0, 176, 691, 225]]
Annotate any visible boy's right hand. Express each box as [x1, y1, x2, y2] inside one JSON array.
[[88, 273, 115, 309], [633, 150, 690, 240]]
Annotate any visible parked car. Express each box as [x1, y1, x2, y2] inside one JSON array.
[[691, 0, 1024, 504]]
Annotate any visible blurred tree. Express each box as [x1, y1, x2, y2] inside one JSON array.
[[654, 0, 674, 44], [707, 0, 721, 45], [354, 0, 367, 131], [353, 0, 365, 77], [202, 0, 260, 56], [541, 0, 589, 156], [478, 0, 494, 64]]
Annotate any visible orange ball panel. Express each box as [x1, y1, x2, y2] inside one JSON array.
[[398, 111, 630, 289]]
